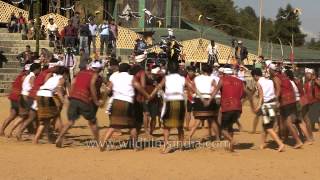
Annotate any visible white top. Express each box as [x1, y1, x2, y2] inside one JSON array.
[[290, 80, 300, 101], [37, 74, 63, 97], [164, 73, 185, 101], [110, 72, 135, 103], [99, 24, 109, 35], [194, 75, 214, 98], [207, 44, 218, 55], [258, 77, 276, 102], [168, 28, 174, 36], [89, 24, 97, 36], [21, 72, 35, 96], [47, 23, 58, 32], [238, 70, 245, 81]]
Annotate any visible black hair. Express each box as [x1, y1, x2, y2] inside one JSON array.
[[129, 64, 142, 75], [202, 64, 213, 74], [119, 63, 131, 73], [284, 69, 294, 80], [55, 66, 67, 75], [251, 68, 263, 77], [186, 66, 196, 72], [167, 61, 179, 74], [30, 63, 41, 72]]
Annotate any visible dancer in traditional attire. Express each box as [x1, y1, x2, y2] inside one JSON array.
[[33, 66, 68, 144], [206, 67, 244, 151], [55, 61, 104, 148], [184, 66, 196, 131], [0, 66, 28, 136], [301, 68, 319, 139], [268, 64, 304, 148], [101, 63, 150, 151], [7, 63, 41, 137], [150, 62, 197, 153], [251, 69, 285, 152], [188, 64, 220, 141], [15, 62, 62, 140], [284, 69, 313, 143]]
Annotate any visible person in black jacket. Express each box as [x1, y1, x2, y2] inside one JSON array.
[[79, 23, 91, 53], [0, 51, 8, 68], [235, 40, 248, 65]]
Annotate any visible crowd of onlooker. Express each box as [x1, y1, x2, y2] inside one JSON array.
[[7, 11, 119, 57]]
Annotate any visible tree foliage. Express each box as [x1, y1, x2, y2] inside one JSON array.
[[183, 1, 306, 46]]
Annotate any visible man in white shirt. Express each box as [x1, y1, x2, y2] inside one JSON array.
[[88, 20, 97, 55], [47, 18, 58, 44], [99, 20, 110, 56], [251, 68, 285, 152]]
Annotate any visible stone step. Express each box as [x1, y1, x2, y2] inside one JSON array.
[[0, 33, 22, 40], [0, 40, 50, 47], [0, 72, 19, 81], [0, 28, 8, 33], [2, 61, 21, 68], [0, 46, 53, 54], [0, 81, 12, 89], [0, 68, 22, 73]]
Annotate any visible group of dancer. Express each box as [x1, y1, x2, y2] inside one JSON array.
[[0, 51, 319, 153]]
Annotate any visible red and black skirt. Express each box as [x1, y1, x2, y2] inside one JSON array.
[[109, 99, 135, 128]]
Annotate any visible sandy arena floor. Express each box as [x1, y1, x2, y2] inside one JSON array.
[[0, 97, 319, 180]]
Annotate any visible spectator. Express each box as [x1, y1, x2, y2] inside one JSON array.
[[99, 20, 110, 56], [109, 19, 118, 54], [17, 12, 26, 33], [63, 47, 77, 81], [71, 12, 80, 31], [63, 20, 77, 48], [78, 48, 89, 70], [207, 40, 219, 66], [235, 40, 248, 65], [27, 19, 35, 40], [47, 17, 58, 40], [8, 12, 18, 33], [40, 25, 47, 40], [88, 20, 98, 55], [79, 22, 90, 53], [254, 55, 264, 69], [16, 45, 34, 67], [0, 51, 8, 68]]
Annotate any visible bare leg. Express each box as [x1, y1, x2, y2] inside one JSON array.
[[7, 117, 25, 138], [260, 130, 268, 149], [251, 115, 260, 133], [55, 120, 75, 148], [16, 110, 36, 140], [297, 121, 313, 144], [150, 117, 156, 135], [211, 119, 220, 140], [143, 112, 150, 135], [0, 109, 18, 136], [88, 121, 100, 145], [303, 115, 314, 141], [236, 120, 243, 131], [54, 115, 63, 133], [266, 128, 285, 152], [221, 129, 235, 152], [184, 112, 191, 131], [161, 128, 170, 153], [130, 128, 140, 150], [188, 120, 201, 140], [33, 121, 48, 144], [285, 116, 303, 148], [100, 128, 115, 151]]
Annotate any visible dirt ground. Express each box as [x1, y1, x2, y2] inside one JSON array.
[[0, 97, 320, 180]]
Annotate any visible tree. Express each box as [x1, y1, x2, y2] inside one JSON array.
[[271, 4, 306, 46]]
